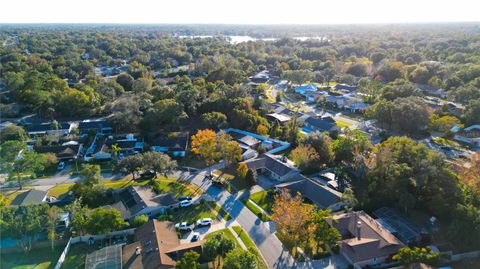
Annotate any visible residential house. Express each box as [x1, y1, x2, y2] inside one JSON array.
[[373, 207, 422, 245], [113, 185, 179, 219], [9, 189, 53, 206], [121, 220, 203, 269], [34, 144, 80, 160], [327, 211, 405, 268], [275, 175, 344, 211], [345, 102, 370, 113], [295, 83, 317, 95], [78, 119, 112, 135], [150, 134, 188, 158], [303, 116, 339, 133], [334, 84, 357, 92], [249, 70, 270, 83], [266, 113, 292, 125], [245, 154, 300, 182], [25, 122, 72, 138], [453, 124, 480, 149], [224, 128, 291, 155], [305, 91, 328, 103], [84, 134, 142, 161], [326, 95, 349, 108]]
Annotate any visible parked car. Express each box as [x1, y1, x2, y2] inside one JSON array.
[[175, 222, 194, 231], [179, 200, 193, 207], [191, 232, 200, 242], [139, 170, 156, 181], [178, 195, 192, 201], [57, 161, 65, 170], [196, 218, 213, 227]]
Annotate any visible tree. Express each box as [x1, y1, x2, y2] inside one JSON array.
[[236, 163, 248, 181], [310, 209, 341, 254], [393, 247, 440, 266], [245, 168, 257, 187], [428, 114, 462, 134], [116, 73, 134, 91], [47, 206, 61, 250], [85, 208, 127, 235], [142, 151, 177, 178], [202, 237, 219, 268], [271, 189, 314, 252], [346, 63, 368, 77], [300, 132, 334, 166], [0, 204, 49, 253], [201, 112, 228, 130], [176, 250, 200, 269], [203, 233, 235, 268], [144, 99, 187, 129], [256, 124, 269, 136], [130, 215, 149, 228], [377, 61, 404, 82], [117, 154, 144, 180], [217, 133, 242, 166], [223, 249, 258, 269], [79, 164, 102, 185], [191, 129, 219, 173], [109, 94, 143, 133], [464, 99, 480, 126], [332, 129, 371, 164], [9, 149, 46, 189], [341, 188, 358, 209], [65, 199, 89, 236], [290, 144, 320, 173], [132, 78, 152, 93], [0, 124, 27, 143]]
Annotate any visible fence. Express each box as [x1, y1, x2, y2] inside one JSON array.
[[52, 228, 136, 269], [53, 237, 72, 269]]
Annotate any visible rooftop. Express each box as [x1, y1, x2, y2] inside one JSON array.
[[10, 189, 48, 206]]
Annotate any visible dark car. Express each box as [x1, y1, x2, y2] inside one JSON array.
[[178, 196, 192, 201], [138, 170, 156, 181], [211, 179, 223, 187]]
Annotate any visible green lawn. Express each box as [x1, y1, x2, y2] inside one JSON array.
[[0, 246, 64, 269], [249, 190, 275, 214], [231, 226, 268, 269], [335, 119, 353, 128], [204, 228, 238, 247], [213, 168, 249, 191], [241, 199, 269, 222], [47, 177, 200, 198], [61, 244, 93, 269], [172, 201, 231, 223]]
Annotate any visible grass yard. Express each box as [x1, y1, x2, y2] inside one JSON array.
[[178, 154, 206, 169], [231, 226, 268, 269], [47, 177, 201, 198], [172, 201, 231, 223], [249, 190, 275, 214], [204, 228, 238, 247], [213, 168, 249, 191], [0, 246, 64, 269], [1, 189, 26, 205], [60, 243, 93, 269], [241, 198, 270, 222], [335, 119, 353, 128]]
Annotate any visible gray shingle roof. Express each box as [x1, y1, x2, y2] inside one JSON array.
[[10, 189, 47, 206], [246, 154, 298, 177]]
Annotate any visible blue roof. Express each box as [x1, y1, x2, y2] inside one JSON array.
[[295, 84, 317, 94]]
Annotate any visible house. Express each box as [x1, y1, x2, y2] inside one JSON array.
[[305, 91, 328, 103], [120, 220, 203, 269], [34, 144, 80, 160], [9, 189, 52, 206], [249, 70, 270, 83], [453, 125, 480, 149], [295, 83, 317, 95], [327, 211, 405, 268], [326, 95, 349, 108], [334, 84, 357, 92], [345, 102, 370, 113], [266, 113, 292, 125], [113, 186, 179, 218], [245, 154, 300, 182], [303, 116, 339, 133], [84, 134, 142, 161], [223, 128, 291, 155], [78, 119, 112, 135], [275, 175, 344, 211], [25, 122, 71, 138], [150, 134, 188, 158]]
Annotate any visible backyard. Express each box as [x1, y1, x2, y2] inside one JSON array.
[[0, 245, 65, 269]]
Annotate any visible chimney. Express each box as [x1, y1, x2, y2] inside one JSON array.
[[135, 247, 141, 255], [356, 221, 362, 240]]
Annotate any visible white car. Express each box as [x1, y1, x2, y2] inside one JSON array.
[[175, 222, 194, 231], [179, 200, 193, 208], [196, 218, 213, 226], [191, 232, 200, 242]]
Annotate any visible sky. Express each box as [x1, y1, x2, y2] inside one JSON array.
[[1, 0, 479, 24]]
